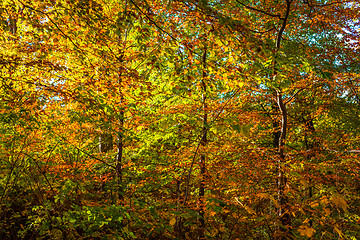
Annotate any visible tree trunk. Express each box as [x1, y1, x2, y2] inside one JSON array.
[[116, 52, 125, 202], [116, 98, 124, 201], [198, 47, 207, 240], [276, 91, 290, 239], [272, 1, 292, 238], [304, 116, 316, 227]]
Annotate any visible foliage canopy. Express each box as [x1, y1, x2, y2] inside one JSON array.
[[0, 0, 359, 239]]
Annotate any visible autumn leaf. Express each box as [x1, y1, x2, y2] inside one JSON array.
[[169, 218, 176, 226], [331, 195, 349, 212], [298, 225, 316, 238]]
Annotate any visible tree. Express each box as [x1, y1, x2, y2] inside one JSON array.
[[0, 0, 359, 239]]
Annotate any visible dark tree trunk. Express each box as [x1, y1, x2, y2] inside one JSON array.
[[198, 47, 207, 240], [272, 1, 292, 238], [116, 51, 125, 202]]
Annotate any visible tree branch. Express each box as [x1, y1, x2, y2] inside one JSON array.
[[235, 0, 282, 19], [276, 0, 292, 49], [284, 88, 304, 104]]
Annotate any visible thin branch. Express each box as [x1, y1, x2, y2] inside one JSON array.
[[348, 79, 360, 103], [259, 102, 274, 120], [22, 152, 56, 195], [308, 0, 352, 8], [235, 0, 282, 19], [248, 26, 277, 34], [284, 88, 304, 105], [71, 144, 117, 170], [129, 1, 175, 41]]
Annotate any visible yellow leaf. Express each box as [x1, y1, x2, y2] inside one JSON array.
[[298, 225, 316, 237], [208, 66, 214, 74], [136, 125, 144, 131], [309, 201, 319, 208], [324, 208, 331, 216], [257, 193, 269, 199], [169, 218, 176, 226], [320, 196, 329, 204], [331, 195, 348, 211], [209, 211, 216, 217], [305, 228, 316, 237], [300, 178, 308, 188]]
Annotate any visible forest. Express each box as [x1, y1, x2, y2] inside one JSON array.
[[0, 0, 359, 239]]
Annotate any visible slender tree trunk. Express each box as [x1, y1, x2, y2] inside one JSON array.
[[116, 53, 125, 202], [304, 116, 316, 227], [176, 179, 185, 239], [116, 104, 124, 201], [272, 1, 292, 238], [276, 91, 290, 238], [198, 47, 207, 240]]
